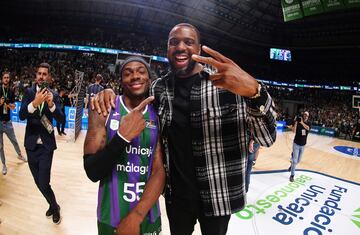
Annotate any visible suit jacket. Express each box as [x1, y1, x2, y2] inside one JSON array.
[[19, 85, 64, 151]]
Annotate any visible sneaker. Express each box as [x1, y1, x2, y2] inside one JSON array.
[[289, 175, 294, 182], [46, 205, 60, 218], [52, 209, 61, 225], [17, 155, 27, 162], [46, 207, 53, 218], [2, 165, 7, 175], [61, 132, 67, 136]]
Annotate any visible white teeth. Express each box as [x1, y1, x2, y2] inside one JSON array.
[[175, 55, 188, 60]]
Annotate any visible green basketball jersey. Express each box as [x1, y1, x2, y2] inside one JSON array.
[[97, 95, 161, 235]]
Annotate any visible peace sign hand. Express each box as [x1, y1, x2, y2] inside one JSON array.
[[192, 45, 258, 97], [118, 96, 154, 141]]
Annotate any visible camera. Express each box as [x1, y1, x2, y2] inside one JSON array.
[[296, 116, 302, 122]]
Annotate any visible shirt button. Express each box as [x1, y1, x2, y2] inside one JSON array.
[[259, 105, 265, 114]]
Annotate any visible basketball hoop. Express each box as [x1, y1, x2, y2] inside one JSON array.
[[352, 95, 360, 115]]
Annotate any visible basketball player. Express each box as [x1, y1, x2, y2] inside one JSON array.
[[83, 56, 165, 235]]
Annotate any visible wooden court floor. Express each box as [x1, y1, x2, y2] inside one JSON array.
[[0, 123, 359, 235]]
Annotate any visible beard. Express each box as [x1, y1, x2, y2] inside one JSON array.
[[170, 58, 197, 77]]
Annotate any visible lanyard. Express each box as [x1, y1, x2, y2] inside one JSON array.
[[38, 102, 45, 116], [2, 86, 8, 100]]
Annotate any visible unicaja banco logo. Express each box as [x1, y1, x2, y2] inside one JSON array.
[[352, 207, 360, 229]]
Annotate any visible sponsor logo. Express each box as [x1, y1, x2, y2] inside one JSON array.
[[236, 175, 313, 220], [110, 119, 119, 130], [126, 145, 153, 158], [334, 146, 360, 158], [352, 207, 360, 229], [145, 119, 157, 129], [117, 162, 148, 175], [228, 170, 360, 235], [274, 185, 347, 234]]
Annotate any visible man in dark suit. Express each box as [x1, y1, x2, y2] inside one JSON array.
[[19, 63, 64, 224], [56, 87, 70, 136]]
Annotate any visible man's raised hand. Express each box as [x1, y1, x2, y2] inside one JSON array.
[[91, 89, 116, 116], [192, 45, 258, 97], [46, 90, 54, 108], [33, 88, 48, 107]]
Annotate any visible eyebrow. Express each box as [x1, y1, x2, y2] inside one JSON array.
[[124, 66, 146, 71]]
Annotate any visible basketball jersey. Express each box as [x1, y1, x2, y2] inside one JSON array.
[[97, 95, 161, 230]]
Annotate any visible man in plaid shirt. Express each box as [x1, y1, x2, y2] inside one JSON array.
[[93, 23, 276, 235]]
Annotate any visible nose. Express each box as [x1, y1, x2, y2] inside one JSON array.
[[131, 71, 141, 81], [175, 41, 187, 51]]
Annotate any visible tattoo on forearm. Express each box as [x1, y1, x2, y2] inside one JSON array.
[[84, 111, 106, 154]]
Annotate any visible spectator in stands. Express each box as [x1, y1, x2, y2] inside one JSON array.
[[353, 119, 360, 140], [84, 74, 104, 111]]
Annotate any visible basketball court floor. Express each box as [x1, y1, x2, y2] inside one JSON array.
[[0, 123, 359, 235]]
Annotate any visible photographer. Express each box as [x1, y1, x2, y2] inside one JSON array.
[[289, 111, 311, 182], [19, 63, 64, 224]]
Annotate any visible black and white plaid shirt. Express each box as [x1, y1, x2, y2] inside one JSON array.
[[150, 70, 277, 216]]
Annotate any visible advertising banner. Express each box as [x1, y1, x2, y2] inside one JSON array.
[[310, 126, 335, 137], [228, 170, 360, 234], [281, 0, 304, 22], [11, 102, 89, 130], [301, 0, 324, 16], [322, 0, 346, 11]]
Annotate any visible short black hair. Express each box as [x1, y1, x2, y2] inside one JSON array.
[[170, 23, 201, 44], [38, 62, 51, 73]]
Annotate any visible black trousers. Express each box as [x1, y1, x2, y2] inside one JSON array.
[[166, 197, 231, 235], [56, 120, 65, 134], [26, 145, 58, 212]]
